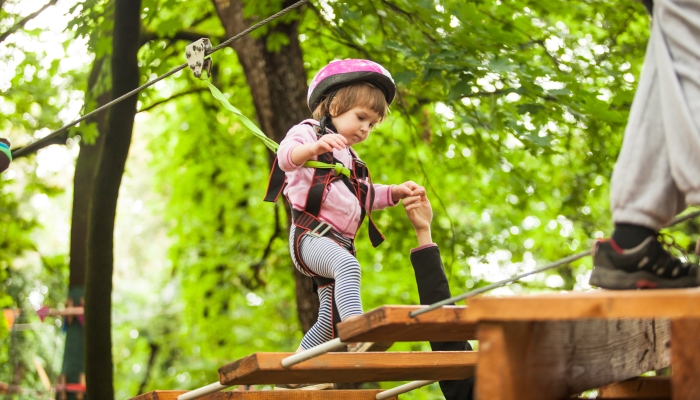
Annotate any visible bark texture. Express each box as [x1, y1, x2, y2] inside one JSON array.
[[211, 0, 318, 332], [61, 55, 110, 400], [84, 0, 141, 398]]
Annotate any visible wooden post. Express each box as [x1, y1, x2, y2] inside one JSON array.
[[476, 319, 670, 400], [671, 318, 700, 400]]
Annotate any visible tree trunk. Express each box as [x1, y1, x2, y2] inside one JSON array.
[[84, 0, 141, 398], [60, 55, 110, 400], [211, 0, 318, 332]]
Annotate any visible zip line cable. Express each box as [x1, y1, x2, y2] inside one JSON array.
[[11, 0, 309, 159], [410, 209, 700, 318]]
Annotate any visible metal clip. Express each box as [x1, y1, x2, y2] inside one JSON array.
[[307, 222, 332, 238], [185, 38, 213, 78]]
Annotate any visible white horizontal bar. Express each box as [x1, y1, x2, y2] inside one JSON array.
[[177, 382, 230, 400], [281, 338, 348, 368], [376, 380, 436, 400]]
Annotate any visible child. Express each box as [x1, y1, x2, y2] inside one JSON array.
[[264, 59, 414, 351]]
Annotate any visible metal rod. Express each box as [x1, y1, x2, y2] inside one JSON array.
[[281, 337, 348, 368], [177, 382, 230, 400], [11, 0, 309, 159], [375, 380, 436, 399], [410, 250, 591, 318], [669, 210, 700, 226]]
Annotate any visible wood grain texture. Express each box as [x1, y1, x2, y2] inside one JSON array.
[[218, 351, 476, 385], [130, 390, 397, 400], [337, 305, 476, 342], [671, 318, 700, 400], [475, 319, 670, 400], [597, 377, 671, 399], [466, 288, 700, 321]]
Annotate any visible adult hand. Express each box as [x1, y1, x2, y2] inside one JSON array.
[[403, 186, 433, 246]]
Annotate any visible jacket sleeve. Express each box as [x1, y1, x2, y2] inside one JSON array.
[[410, 245, 474, 400], [368, 183, 397, 210], [277, 124, 316, 172]]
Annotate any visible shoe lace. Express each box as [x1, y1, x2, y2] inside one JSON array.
[[656, 233, 695, 271]]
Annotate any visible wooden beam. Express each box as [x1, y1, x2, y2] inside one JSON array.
[[218, 352, 476, 386], [475, 319, 670, 400], [466, 288, 700, 321], [337, 306, 475, 343], [597, 377, 671, 399], [131, 390, 398, 400], [671, 318, 700, 400]]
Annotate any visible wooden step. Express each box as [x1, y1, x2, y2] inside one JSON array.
[[131, 390, 397, 400], [218, 351, 476, 385], [598, 376, 671, 399], [336, 305, 476, 343], [466, 287, 700, 320]]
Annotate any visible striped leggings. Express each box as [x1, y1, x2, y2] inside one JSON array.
[[289, 227, 363, 350]]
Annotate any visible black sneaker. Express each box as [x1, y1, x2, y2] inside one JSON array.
[[589, 237, 699, 289]]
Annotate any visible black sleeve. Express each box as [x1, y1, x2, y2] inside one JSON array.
[[410, 245, 474, 400]]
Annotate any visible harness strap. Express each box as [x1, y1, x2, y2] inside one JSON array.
[[263, 157, 286, 202], [291, 209, 354, 277]]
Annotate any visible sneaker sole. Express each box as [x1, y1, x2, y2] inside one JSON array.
[[590, 267, 699, 290]]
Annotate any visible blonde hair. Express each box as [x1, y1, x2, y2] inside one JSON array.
[[312, 82, 388, 122]]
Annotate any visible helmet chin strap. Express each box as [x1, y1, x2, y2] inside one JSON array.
[[319, 89, 339, 135]]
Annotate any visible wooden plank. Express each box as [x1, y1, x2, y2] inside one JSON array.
[[466, 288, 700, 321], [475, 319, 670, 400], [671, 318, 700, 400], [130, 390, 397, 400], [218, 351, 476, 385], [597, 377, 671, 399], [337, 305, 476, 343]]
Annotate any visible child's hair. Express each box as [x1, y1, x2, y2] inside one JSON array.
[[312, 82, 388, 122]]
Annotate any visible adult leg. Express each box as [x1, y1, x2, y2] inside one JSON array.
[[594, 0, 699, 289]]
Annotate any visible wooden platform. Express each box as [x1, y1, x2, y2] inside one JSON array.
[[467, 289, 700, 400], [217, 351, 476, 385], [336, 305, 476, 343], [466, 287, 700, 320], [131, 390, 397, 400]]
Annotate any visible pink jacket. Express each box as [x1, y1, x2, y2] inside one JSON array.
[[278, 120, 396, 238]]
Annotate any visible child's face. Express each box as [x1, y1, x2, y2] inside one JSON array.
[[331, 106, 381, 146]]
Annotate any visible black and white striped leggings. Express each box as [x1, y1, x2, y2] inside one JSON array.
[[289, 226, 363, 350]]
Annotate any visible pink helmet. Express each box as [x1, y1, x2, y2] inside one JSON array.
[[307, 59, 396, 112]]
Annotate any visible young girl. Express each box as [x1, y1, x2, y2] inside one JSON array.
[[265, 59, 413, 351]]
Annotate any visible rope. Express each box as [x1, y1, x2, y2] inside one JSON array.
[[11, 0, 309, 159], [204, 80, 352, 178], [410, 209, 700, 318]]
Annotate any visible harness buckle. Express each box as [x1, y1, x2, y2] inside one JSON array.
[[307, 222, 332, 238], [185, 38, 213, 78]]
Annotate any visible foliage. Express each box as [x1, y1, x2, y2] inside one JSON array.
[[4, 0, 694, 399]]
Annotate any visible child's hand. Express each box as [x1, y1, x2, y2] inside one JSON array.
[[391, 181, 418, 203], [403, 186, 432, 233], [312, 134, 347, 155]]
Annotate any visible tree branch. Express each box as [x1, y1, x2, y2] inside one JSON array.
[[137, 88, 207, 113], [0, 0, 58, 44]]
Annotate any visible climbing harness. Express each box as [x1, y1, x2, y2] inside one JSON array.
[[263, 120, 386, 317], [10, 0, 309, 159], [410, 209, 700, 318]]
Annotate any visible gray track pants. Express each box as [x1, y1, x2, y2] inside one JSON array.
[[611, 0, 700, 230]]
